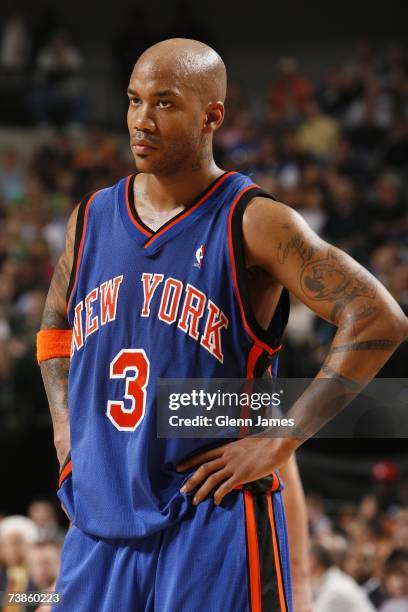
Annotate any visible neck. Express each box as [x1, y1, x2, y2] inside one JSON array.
[[138, 159, 224, 213]]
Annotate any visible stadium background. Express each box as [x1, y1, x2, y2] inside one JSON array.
[[0, 0, 407, 608]]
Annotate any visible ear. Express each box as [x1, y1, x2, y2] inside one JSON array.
[[203, 102, 225, 134]]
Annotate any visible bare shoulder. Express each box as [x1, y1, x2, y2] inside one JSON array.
[[242, 195, 325, 269]]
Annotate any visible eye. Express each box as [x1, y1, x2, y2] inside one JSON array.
[[157, 100, 172, 109], [128, 97, 141, 107]]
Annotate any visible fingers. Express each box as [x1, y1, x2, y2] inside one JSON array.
[[180, 458, 225, 494], [176, 446, 224, 472], [213, 477, 237, 506], [191, 469, 231, 506]]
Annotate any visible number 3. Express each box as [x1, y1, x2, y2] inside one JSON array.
[[107, 349, 150, 431]]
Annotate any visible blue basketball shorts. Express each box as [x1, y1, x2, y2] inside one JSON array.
[[54, 480, 292, 612]]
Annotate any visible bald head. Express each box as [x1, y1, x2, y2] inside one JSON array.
[[133, 38, 227, 105]]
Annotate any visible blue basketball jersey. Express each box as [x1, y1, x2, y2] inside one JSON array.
[[59, 171, 290, 538]]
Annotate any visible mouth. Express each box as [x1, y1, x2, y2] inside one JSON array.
[[130, 137, 158, 155], [131, 144, 157, 155]]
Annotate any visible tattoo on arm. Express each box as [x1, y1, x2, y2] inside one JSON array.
[[330, 339, 399, 353], [40, 358, 70, 421], [338, 305, 378, 330], [278, 231, 320, 266], [41, 211, 75, 330], [301, 251, 377, 323], [320, 364, 361, 391], [278, 231, 377, 325]]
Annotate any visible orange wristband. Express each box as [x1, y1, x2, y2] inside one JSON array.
[[37, 329, 72, 364]]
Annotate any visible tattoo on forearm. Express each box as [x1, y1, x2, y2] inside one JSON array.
[[41, 307, 70, 329], [330, 339, 398, 353], [320, 364, 361, 391], [338, 305, 378, 330], [40, 358, 70, 421]]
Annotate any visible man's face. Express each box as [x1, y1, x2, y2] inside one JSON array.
[[28, 501, 56, 528], [27, 545, 60, 589], [0, 531, 27, 567], [127, 62, 205, 176]]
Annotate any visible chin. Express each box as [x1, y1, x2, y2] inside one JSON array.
[[134, 157, 179, 177], [134, 156, 156, 173]]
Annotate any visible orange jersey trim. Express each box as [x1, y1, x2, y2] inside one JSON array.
[[246, 343, 264, 378], [243, 490, 262, 611], [58, 459, 72, 488], [233, 472, 280, 493], [267, 492, 288, 612]]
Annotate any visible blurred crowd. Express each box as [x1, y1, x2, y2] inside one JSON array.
[[0, 500, 63, 611], [306, 487, 408, 611], [0, 487, 407, 611]]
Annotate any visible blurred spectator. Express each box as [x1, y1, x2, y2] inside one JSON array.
[[267, 57, 314, 117], [29, 32, 88, 127], [318, 67, 361, 118], [310, 537, 376, 611], [0, 13, 31, 72], [0, 516, 39, 595], [380, 549, 408, 611], [26, 540, 61, 591], [346, 78, 393, 130], [383, 113, 408, 170], [0, 149, 25, 205], [365, 173, 408, 246], [27, 500, 64, 542], [297, 100, 340, 159], [306, 493, 332, 537], [345, 541, 387, 609], [394, 511, 408, 549]]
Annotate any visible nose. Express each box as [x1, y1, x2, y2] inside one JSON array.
[[130, 104, 156, 133]]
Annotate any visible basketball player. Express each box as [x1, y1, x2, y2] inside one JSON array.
[[38, 39, 408, 611]]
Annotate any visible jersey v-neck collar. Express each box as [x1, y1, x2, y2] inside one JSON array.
[[118, 171, 236, 254]]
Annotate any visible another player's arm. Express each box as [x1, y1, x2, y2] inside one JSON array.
[[280, 456, 312, 612], [243, 196, 408, 443], [40, 205, 78, 468]]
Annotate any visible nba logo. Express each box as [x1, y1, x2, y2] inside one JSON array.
[[194, 244, 205, 269]]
